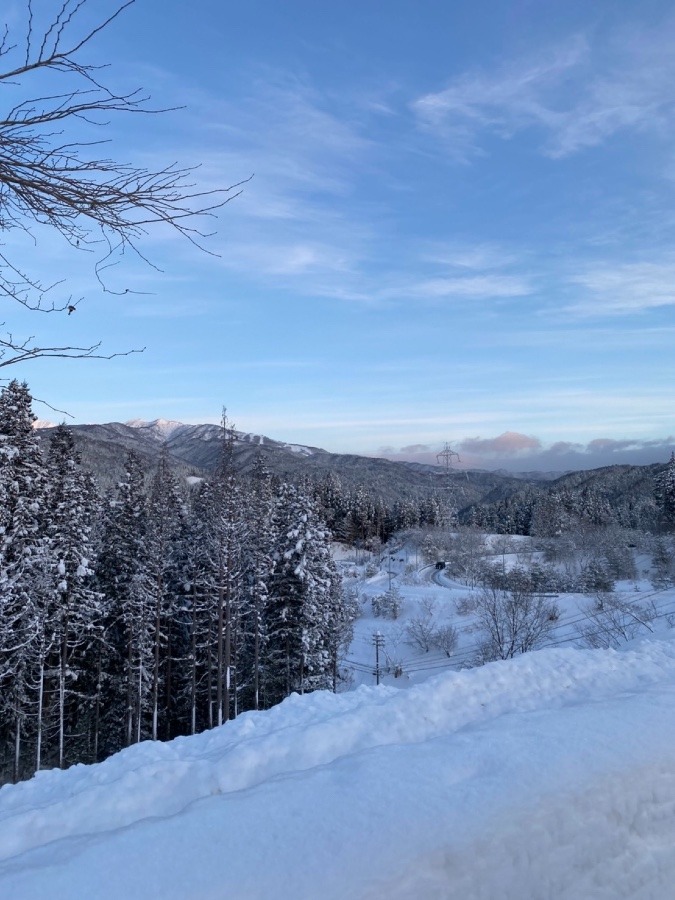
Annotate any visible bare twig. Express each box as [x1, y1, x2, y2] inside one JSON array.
[[30, 394, 74, 418]]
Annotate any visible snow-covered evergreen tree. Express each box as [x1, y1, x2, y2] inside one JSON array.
[[651, 535, 675, 587], [43, 424, 102, 769], [0, 381, 49, 781], [145, 447, 186, 740], [181, 480, 219, 733], [178, 420, 247, 730], [325, 581, 359, 692], [238, 454, 276, 711], [0, 394, 350, 777], [267, 485, 339, 703], [210, 418, 246, 723], [96, 451, 153, 750]]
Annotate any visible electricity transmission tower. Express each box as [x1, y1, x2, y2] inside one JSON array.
[[437, 443, 460, 472], [436, 442, 462, 527]]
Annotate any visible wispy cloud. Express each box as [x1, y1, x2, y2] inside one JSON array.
[[567, 261, 675, 314], [118, 67, 379, 291], [208, 77, 371, 221], [400, 443, 432, 454], [191, 76, 383, 292], [404, 274, 531, 300], [221, 240, 358, 278], [124, 66, 545, 309], [412, 22, 675, 160], [421, 242, 520, 270], [355, 239, 535, 305]]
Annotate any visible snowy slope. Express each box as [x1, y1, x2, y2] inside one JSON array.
[[338, 537, 674, 690], [1, 638, 675, 899]]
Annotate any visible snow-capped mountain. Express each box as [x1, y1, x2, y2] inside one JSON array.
[[125, 418, 188, 440]]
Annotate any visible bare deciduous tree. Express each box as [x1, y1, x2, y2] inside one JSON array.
[[433, 623, 458, 657], [576, 593, 656, 650], [405, 604, 437, 653], [471, 584, 560, 664], [0, 0, 245, 368], [405, 597, 458, 657]]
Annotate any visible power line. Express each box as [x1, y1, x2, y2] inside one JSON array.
[[345, 584, 675, 679]]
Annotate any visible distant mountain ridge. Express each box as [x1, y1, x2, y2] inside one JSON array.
[[33, 419, 667, 529], [34, 417, 527, 506]]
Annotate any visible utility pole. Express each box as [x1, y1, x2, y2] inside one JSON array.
[[372, 631, 385, 685]]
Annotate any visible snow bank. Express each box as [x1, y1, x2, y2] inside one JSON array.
[[1, 639, 675, 898]]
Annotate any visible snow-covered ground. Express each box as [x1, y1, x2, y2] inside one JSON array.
[[2, 539, 675, 899], [337, 538, 671, 690], [1, 633, 675, 897]]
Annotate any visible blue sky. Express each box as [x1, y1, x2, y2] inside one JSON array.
[[4, 0, 675, 470]]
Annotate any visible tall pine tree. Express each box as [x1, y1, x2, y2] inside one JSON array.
[[0, 381, 49, 781]]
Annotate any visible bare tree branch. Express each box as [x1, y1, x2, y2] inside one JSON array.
[[0, 332, 145, 368], [0, 0, 244, 367], [28, 393, 74, 418]]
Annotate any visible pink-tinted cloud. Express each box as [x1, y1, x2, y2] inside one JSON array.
[[459, 432, 542, 457], [377, 434, 674, 473]]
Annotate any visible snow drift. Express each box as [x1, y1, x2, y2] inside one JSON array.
[[1, 638, 675, 898]]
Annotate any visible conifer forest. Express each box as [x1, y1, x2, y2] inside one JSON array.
[[0, 381, 359, 783]]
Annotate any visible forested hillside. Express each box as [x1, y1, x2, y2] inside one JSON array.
[[36, 419, 674, 541]]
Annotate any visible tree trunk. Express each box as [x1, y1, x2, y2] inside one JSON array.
[[93, 649, 102, 762], [152, 573, 163, 741], [59, 604, 70, 768], [253, 608, 260, 711], [36, 658, 45, 773], [13, 697, 22, 784], [126, 633, 134, 746], [217, 561, 224, 727], [190, 587, 197, 736]]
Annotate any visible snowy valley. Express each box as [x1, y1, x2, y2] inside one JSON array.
[[2, 381, 675, 898]]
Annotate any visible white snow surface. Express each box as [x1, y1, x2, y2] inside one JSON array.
[[283, 442, 315, 456], [2, 638, 675, 898], [125, 418, 186, 439]]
